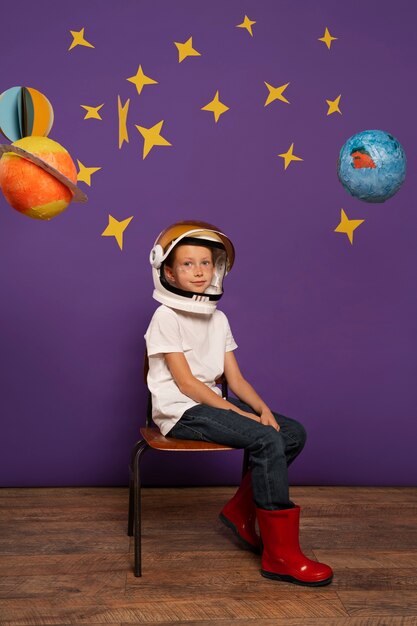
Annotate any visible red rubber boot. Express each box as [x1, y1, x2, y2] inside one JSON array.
[[219, 470, 261, 552], [256, 505, 333, 586]]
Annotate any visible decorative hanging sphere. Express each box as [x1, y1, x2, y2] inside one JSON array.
[[0, 86, 54, 142], [0, 136, 85, 220], [337, 130, 406, 203]]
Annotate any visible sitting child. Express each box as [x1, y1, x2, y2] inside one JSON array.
[[145, 220, 333, 586]]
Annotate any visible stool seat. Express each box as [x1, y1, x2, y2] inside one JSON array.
[[140, 427, 233, 452]]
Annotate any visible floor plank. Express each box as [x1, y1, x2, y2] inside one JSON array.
[[126, 616, 417, 626], [314, 550, 417, 569], [0, 553, 131, 577], [0, 572, 127, 599], [338, 591, 417, 617], [0, 595, 349, 624]]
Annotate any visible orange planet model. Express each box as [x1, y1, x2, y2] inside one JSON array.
[[0, 136, 82, 220]]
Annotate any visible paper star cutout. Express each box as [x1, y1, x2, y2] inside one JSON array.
[[135, 120, 172, 159], [127, 65, 158, 95], [118, 96, 130, 149], [237, 15, 256, 36], [68, 28, 94, 51], [278, 143, 303, 170], [80, 104, 104, 120], [264, 82, 290, 106], [334, 209, 364, 244], [76, 160, 101, 186], [326, 94, 342, 115], [174, 37, 201, 63], [201, 91, 229, 122], [318, 27, 337, 49], [102, 215, 133, 251]]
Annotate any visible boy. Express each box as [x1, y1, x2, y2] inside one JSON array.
[[145, 220, 333, 586]]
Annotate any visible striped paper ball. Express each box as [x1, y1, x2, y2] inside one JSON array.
[[0, 86, 54, 142]]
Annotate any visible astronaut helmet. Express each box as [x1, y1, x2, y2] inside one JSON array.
[[149, 220, 235, 314]]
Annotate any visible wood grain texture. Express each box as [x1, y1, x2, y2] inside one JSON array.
[[338, 591, 417, 617], [125, 616, 417, 626], [0, 486, 416, 625]]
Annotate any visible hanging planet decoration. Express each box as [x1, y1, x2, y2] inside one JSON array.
[[0, 84, 87, 220], [337, 130, 406, 203], [0, 86, 54, 142], [0, 136, 87, 220]]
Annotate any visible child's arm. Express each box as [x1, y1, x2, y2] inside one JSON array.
[[224, 351, 280, 431], [164, 352, 261, 423]]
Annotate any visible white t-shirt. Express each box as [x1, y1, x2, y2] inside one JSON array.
[[144, 305, 238, 436]]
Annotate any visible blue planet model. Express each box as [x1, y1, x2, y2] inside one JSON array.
[[337, 130, 406, 203]]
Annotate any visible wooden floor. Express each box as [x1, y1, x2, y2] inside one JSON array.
[[0, 486, 417, 625]]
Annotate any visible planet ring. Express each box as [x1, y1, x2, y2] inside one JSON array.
[[0, 144, 88, 203]]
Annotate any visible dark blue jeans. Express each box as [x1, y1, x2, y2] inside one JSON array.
[[167, 397, 307, 510]]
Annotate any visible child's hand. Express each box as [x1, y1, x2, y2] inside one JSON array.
[[260, 409, 280, 432]]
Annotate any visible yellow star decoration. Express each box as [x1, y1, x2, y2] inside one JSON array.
[[127, 65, 158, 95], [326, 94, 342, 115], [118, 96, 130, 149], [318, 27, 337, 50], [278, 143, 303, 170], [201, 91, 229, 123], [80, 104, 104, 120], [335, 209, 364, 244], [68, 28, 94, 51], [135, 120, 172, 159], [101, 215, 133, 251], [76, 160, 102, 186], [174, 37, 201, 63], [264, 82, 290, 106], [236, 15, 256, 36]]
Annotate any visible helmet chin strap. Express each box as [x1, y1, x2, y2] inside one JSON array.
[[152, 288, 215, 315]]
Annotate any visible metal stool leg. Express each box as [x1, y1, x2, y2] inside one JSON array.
[[128, 440, 146, 537], [133, 440, 149, 577], [128, 471, 134, 536]]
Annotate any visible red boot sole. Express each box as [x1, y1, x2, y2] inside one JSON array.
[[261, 569, 333, 586]]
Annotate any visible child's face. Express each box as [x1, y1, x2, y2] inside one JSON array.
[[164, 245, 214, 293]]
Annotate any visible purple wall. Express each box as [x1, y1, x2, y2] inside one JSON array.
[[1, 1, 416, 487]]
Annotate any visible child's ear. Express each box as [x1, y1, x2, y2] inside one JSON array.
[[164, 266, 175, 284]]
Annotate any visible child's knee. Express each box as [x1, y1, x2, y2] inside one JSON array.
[[260, 428, 286, 456]]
